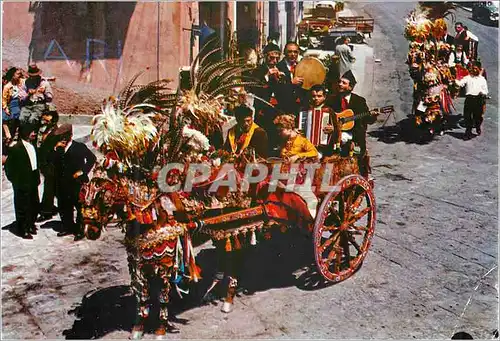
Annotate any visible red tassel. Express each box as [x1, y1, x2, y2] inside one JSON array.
[[225, 237, 232, 252], [135, 210, 144, 224], [143, 210, 152, 224], [233, 234, 242, 250]]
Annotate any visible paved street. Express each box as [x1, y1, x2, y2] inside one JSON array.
[[1, 2, 498, 339]]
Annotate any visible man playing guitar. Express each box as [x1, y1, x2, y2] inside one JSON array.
[[326, 70, 377, 182]]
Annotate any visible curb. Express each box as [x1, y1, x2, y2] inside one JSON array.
[[457, 5, 473, 13]]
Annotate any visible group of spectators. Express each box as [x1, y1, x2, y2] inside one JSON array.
[[2, 64, 53, 150], [2, 64, 96, 241]]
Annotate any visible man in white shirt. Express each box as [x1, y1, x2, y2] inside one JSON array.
[[456, 61, 489, 139], [4, 124, 41, 239]]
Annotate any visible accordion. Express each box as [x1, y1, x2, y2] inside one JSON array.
[[298, 108, 331, 146]]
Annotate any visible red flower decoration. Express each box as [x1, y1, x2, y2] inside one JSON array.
[[151, 172, 159, 181]]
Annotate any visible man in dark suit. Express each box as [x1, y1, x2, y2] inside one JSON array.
[[275, 41, 308, 115], [4, 124, 40, 239], [251, 43, 283, 155], [326, 70, 377, 180], [251, 43, 281, 122], [53, 124, 97, 241], [224, 105, 269, 159], [36, 108, 60, 222]]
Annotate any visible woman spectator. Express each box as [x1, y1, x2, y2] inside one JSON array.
[[2, 67, 26, 145]]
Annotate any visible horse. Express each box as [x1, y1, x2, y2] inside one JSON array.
[[79, 175, 200, 339]]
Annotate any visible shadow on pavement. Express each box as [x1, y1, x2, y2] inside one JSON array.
[[191, 228, 340, 301], [1, 221, 22, 238], [369, 114, 465, 145], [62, 285, 136, 339], [39, 220, 64, 233], [62, 229, 342, 337]]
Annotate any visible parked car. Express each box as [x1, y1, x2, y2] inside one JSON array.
[[472, 2, 499, 25]]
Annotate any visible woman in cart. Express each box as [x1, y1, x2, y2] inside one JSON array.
[[273, 114, 319, 216], [274, 114, 319, 162]]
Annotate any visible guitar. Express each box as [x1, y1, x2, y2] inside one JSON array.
[[336, 105, 395, 131]]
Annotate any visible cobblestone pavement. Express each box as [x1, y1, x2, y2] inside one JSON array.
[[2, 2, 498, 339]]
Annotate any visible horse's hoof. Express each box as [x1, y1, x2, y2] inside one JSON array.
[[221, 301, 233, 313], [130, 328, 144, 340], [154, 325, 166, 339]]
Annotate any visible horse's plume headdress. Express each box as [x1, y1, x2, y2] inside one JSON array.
[[405, 2, 456, 42], [91, 37, 264, 171]]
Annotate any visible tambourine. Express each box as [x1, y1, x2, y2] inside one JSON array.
[[294, 56, 327, 90]]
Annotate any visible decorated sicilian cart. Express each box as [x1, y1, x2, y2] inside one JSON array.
[[404, 2, 457, 138], [79, 42, 376, 339]]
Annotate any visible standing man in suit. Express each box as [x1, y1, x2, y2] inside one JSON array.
[[251, 43, 282, 120], [251, 43, 283, 154], [4, 124, 40, 239], [275, 41, 307, 115], [53, 124, 97, 241], [326, 71, 377, 181], [36, 108, 60, 222]]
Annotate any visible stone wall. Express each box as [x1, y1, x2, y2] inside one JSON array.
[[2, 2, 198, 114]]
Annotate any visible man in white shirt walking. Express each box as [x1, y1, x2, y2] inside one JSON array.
[[4, 124, 40, 239], [456, 61, 489, 140], [335, 36, 356, 77]]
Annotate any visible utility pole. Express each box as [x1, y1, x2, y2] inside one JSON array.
[[182, 24, 201, 64]]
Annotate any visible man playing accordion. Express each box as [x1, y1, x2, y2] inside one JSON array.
[[297, 85, 341, 158]]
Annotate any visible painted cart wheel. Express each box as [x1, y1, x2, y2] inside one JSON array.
[[313, 174, 375, 283]]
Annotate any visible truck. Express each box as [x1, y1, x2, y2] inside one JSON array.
[[336, 16, 374, 37]]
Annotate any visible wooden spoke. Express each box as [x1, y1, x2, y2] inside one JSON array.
[[348, 235, 362, 253], [324, 209, 341, 226], [326, 245, 339, 264], [342, 190, 355, 217], [345, 189, 356, 209], [322, 224, 340, 231], [349, 207, 371, 223], [335, 248, 342, 273], [349, 223, 368, 232], [319, 231, 340, 251], [350, 191, 366, 212], [340, 233, 351, 264]]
